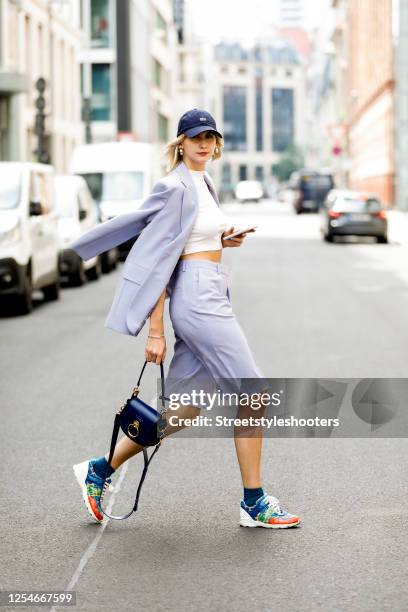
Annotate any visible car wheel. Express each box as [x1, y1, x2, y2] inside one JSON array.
[[14, 268, 33, 315], [70, 260, 87, 286], [43, 277, 60, 301], [101, 250, 118, 273], [101, 252, 110, 273], [87, 257, 102, 281], [110, 253, 118, 270], [377, 235, 388, 244]]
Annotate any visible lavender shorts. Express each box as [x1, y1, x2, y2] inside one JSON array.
[[165, 259, 265, 401]]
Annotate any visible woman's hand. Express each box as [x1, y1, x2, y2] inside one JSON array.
[[145, 335, 166, 364], [222, 227, 249, 248]]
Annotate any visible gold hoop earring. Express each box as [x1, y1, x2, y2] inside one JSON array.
[[214, 147, 219, 154]]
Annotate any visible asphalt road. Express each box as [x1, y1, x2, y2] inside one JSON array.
[[1, 201, 407, 612]]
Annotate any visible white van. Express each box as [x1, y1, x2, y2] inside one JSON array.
[[69, 141, 163, 257], [0, 162, 60, 314], [55, 175, 106, 285]]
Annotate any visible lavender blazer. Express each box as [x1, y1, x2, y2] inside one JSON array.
[[69, 161, 222, 337]]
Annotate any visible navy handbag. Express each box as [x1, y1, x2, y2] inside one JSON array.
[[99, 360, 170, 520]]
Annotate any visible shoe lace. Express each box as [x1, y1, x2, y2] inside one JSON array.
[[262, 494, 285, 518], [100, 479, 113, 501]]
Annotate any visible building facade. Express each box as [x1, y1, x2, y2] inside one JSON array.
[[305, 3, 339, 176], [79, 0, 177, 145], [347, 0, 394, 204], [79, 0, 116, 142], [393, 0, 408, 210], [211, 40, 306, 195], [0, 0, 83, 171]]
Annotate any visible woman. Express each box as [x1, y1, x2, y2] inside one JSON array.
[[73, 109, 301, 529]]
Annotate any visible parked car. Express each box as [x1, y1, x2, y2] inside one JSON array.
[[321, 190, 388, 243], [277, 182, 293, 204], [289, 170, 334, 214], [55, 175, 115, 285], [70, 141, 162, 259], [0, 162, 60, 314], [235, 180, 263, 203]]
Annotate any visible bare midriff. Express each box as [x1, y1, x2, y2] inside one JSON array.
[[179, 249, 222, 263]]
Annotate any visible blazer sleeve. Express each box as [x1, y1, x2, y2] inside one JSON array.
[[69, 180, 175, 261]]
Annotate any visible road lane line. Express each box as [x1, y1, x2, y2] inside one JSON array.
[[50, 462, 128, 612]]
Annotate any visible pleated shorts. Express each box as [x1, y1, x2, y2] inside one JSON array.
[[165, 259, 266, 401]]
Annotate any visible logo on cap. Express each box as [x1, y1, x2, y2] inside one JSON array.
[[199, 117, 207, 121]]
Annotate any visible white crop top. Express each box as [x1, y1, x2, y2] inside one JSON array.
[[181, 169, 230, 255]]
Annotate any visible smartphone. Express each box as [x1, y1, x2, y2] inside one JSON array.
[[224, 225, 258, 240]]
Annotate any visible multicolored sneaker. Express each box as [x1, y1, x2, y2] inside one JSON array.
[[73, 459, 113, 523], [240, 493, 301, 528]]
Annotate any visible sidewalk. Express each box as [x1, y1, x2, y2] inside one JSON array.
[[387, 209, 408, 246]]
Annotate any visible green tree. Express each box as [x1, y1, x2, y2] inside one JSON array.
[[272, 144, 304, 182]]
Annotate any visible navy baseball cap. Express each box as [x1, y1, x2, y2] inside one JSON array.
[[177, 108, 223, 139]]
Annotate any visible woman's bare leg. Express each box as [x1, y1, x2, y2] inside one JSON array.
[[233, 436, 263, 488], [233, 397, 266, 488], [105, 401, 201, 470], [106, 393, 266, 488]]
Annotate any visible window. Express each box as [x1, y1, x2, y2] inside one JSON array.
[[25, 15, 32, 105], [333, 197, 380, 213], [153, 59, 162, 88], [91, 0, 111, 48], [38, 24, 44, 74], [222, 163, 231, 187], [91, 64, 111, 121], [272, 88, 294, 152], [156, 11, 166, 30], [79, 171, 144, 202], [223, 86, 247, 151], [255, 68, 263, 151], [158, 113, 168, 141], [155, 10, 167, 43], [255, 166, 264, 181], [239, 165, 247, 181], [0, 97, 9, 161]]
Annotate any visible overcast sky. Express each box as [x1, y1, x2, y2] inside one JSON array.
[[186, 0, 332, 43]]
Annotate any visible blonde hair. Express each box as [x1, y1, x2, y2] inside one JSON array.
[[162, 132, 224, 173]]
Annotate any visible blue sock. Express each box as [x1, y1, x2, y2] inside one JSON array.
[[91, 456, 115, 479], [244, 487, 264, 507]]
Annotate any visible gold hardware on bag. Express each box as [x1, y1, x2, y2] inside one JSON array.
[[127, 420, 141, 438], [132, 386, 140, 396]]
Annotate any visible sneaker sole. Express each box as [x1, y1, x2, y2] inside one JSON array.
[[73, 461, 103, 524], [239, 507, 301, 528]]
